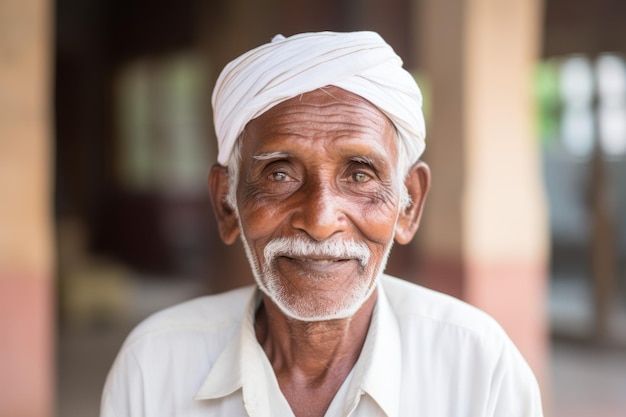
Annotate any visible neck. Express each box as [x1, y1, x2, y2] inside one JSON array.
[[255, 289, 377, 384], [254, 290, 377, 416]]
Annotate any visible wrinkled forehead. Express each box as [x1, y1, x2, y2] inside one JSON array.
[[251, 86, 393, 127], [238, 87, 398, 162]]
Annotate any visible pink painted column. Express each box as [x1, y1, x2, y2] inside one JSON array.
[[416, 0, 549, 400], [0, 0, 54, 416]]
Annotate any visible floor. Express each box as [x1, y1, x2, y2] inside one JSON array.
[[548, 276, 626, 417], [549, 342, 626, 417], [57, 324, 131, 417]]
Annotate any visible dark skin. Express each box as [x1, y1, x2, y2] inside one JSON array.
[[209, 86, 430, 417]]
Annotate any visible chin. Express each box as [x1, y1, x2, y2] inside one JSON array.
[[239, 226, 392, 322], [258, 273, 379, 322]]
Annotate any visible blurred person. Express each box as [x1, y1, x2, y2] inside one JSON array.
[[101, 31, 543, 417]]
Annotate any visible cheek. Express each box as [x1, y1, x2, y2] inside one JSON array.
[[351, 199, 400, 245], [348, 179, 403, 242], [238, 197, 289, 242]]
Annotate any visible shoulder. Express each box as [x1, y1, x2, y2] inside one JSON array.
[[379, 276, 543, 416], [380, 275, 507, 343], [120, 285, 255, 353], [102, 286, 257, 416]]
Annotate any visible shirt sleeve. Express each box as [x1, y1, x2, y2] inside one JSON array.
[[486, 338, 544, 417], [100, 346, 146, 417]]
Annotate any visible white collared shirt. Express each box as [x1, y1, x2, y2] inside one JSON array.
[[101, 275, 543, 417]]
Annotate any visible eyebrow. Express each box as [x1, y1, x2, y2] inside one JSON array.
[[252, 151, 292, 161], [252, 152, 386, 170], [349, 155, 377, 166]]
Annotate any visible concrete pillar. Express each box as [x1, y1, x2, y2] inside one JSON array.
[[416, 0, 548, 392], [0, 0, 54, 416]]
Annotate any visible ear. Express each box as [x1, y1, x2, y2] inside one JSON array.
[[394, 161, 431, 245], [208, 164, 240, 245]]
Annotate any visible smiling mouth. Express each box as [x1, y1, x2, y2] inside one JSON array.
[[283, 256, 351, 264], [263, 237, 371, 270], [279, 256, 357, 271], [273, 256, 363, 279]]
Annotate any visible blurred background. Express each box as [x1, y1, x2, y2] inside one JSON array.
[[1, 0, 625, 416]]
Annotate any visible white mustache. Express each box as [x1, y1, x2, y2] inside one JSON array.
[[263, 237, 371, 268]]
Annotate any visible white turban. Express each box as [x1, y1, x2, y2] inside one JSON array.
[[212, 31, 426, 166]]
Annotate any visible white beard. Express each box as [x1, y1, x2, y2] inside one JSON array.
[[239, 226, 394, 322]]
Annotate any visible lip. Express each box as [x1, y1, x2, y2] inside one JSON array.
[[287, 256, 350, 264], [277, 256, 357, 275]]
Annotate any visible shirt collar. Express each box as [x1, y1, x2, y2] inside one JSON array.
[[193, 289, 261, 401], [346, 276, 402, 417], [194, 276, 402, 417], [195, 289, 293, 416]]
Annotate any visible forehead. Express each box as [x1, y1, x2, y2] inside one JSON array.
[[242, 86, 397, 157]]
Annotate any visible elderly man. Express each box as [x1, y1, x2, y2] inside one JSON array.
[[101, 31, 543, 417]]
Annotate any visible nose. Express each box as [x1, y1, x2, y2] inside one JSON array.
[[290, 181, 347, 241]]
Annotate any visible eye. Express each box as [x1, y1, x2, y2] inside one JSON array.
[[351, 171, 370, 183], [270, 171, 290, 182]]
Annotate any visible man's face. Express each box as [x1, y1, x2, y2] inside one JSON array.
[[234, 87, 404, 321]]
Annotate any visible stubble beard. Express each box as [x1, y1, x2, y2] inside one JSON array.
[[238, 221, 394, 322]]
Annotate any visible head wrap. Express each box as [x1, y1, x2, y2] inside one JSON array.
[[212, 31, 426, 166]]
